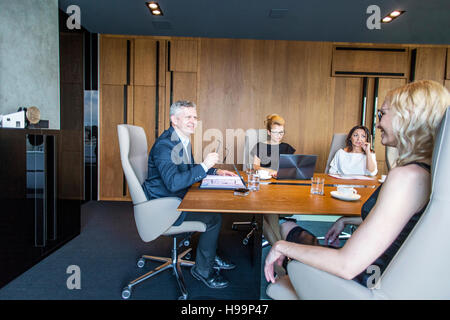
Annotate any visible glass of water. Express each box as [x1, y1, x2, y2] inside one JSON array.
[[248, 172, 260, 191], [310, 177, 324, 195]]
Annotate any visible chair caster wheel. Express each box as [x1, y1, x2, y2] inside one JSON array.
[[243, 238, 249, 245], [185, 253, 191, 260], [183, 240, 190, 247], [137, 258, 145, 268], [121, 287, 132, 299]]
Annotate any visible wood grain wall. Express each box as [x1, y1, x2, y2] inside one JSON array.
[[99, 34, 449, 200]]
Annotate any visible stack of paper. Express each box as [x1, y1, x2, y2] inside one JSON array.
[[199, 175, 245, 189], [328, 174, 375, 181]]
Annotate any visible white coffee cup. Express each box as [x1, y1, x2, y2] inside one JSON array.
[[337, 186, 357, 195], [257, 170, 271, 179]]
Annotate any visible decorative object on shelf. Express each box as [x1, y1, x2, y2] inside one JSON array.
[[26, 106, 41, 124]]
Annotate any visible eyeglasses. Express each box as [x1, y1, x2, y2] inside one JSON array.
[[270, 131, 285, 135], [377, 110, 384, 121]]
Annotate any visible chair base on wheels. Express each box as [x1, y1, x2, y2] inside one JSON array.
[[121, 236, 194, 300]]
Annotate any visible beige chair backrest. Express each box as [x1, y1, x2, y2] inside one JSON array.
[[324, 133, 347, 173], [117, 124, 149, 205], [376, 107, 450, 299], [117, 124, 183, 242], [242, 129, 268, 171]]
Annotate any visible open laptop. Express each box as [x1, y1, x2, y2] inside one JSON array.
[[276, 154, 317, 180]]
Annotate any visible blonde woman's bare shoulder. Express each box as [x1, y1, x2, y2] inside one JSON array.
[[385, 164, 430, 185]]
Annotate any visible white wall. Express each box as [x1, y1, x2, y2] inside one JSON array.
[[0, 0, 60, 129]]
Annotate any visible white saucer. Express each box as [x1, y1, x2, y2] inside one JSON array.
[[331, 191, 361, 201], [378, 178, 385, 183], [259, 176, 272, 180]]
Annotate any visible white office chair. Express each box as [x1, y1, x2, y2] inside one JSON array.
[[117, 124, 206, 300], [267, 107, 450, 299], [324, 133, 347, 174]]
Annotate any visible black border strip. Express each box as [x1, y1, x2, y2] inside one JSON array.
[[409, 49, 417, 82], [361, 77, 368, 126], [126, 40, 131, 85], [155, 41, 160, 138], [371, 78, 379, 151], [336, 47, 406, 52], [335, 71, 405, 76]]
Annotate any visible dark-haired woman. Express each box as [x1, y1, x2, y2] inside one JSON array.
[[329, 125, 377, 176]]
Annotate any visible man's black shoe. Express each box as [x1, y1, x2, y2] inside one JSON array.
[[190, 267, 229, 289], [213, 256, 236, 270]]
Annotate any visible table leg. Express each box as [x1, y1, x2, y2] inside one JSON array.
[[250, 214, 263, 299]]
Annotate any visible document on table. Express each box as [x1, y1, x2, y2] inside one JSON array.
[[199, 175, 245, 190], [328, 174, 375, 180]]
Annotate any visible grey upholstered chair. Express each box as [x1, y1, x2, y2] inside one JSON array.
[[117, 124, 206, 300], [324, 133, 347, 174], [266, 107, 450, 300]]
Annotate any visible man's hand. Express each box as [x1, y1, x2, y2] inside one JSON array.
[[216, 169, 237, 176], [203, 152, 219, 169]]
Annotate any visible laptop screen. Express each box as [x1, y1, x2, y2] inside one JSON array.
[[277, 154, 317, 180]]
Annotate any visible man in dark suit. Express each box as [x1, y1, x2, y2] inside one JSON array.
[[142, 100, 236, 289]]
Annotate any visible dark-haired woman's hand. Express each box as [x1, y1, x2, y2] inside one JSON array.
[[362, 142, 371, 153]]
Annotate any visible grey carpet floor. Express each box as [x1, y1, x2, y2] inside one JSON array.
[[0, 201, 339, 300]]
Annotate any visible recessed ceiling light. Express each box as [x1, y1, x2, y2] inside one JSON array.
[[146, 2, 164, 16], [381, 10, 405, 23]]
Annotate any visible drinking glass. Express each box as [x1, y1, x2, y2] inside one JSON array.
[[248, 172, 260, 191], [310, 177, 324, 195]]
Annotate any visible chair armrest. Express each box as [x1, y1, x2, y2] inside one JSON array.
[[134, 197, 182, 242], [286, 260, 381, 300]]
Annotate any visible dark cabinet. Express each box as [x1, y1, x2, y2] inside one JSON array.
[[0, 129, 80, 288]]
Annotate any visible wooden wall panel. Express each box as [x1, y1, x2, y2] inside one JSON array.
[[170, 40, 198, 72], [100, 37, 128, 85], [172, 72, 197, 104], [332, 47, 408, 77], [445, 80, 450, 93], [414, 47, 447, 84], [197, 39, 334, 172], [133, 85, 157, 151], [99, 85, 126, 200], [134, 39, 157, 86], [447, 48, 450, 80], [331, 77, 363, 134]]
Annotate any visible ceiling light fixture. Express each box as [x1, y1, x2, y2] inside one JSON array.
[[146, 2, 164, 16], [381, 10, 405, 23]]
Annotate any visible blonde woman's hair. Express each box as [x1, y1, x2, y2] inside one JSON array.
[[265, 114, 285, 131], [386, 80, 450, 166]]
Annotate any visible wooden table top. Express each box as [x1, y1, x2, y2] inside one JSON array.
[[178, 173, 381, 217]]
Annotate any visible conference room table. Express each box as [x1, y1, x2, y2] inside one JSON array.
[[178, 173, 381, 298]]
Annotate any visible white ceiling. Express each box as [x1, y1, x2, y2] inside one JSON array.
[[58, 0, 450, 44]]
